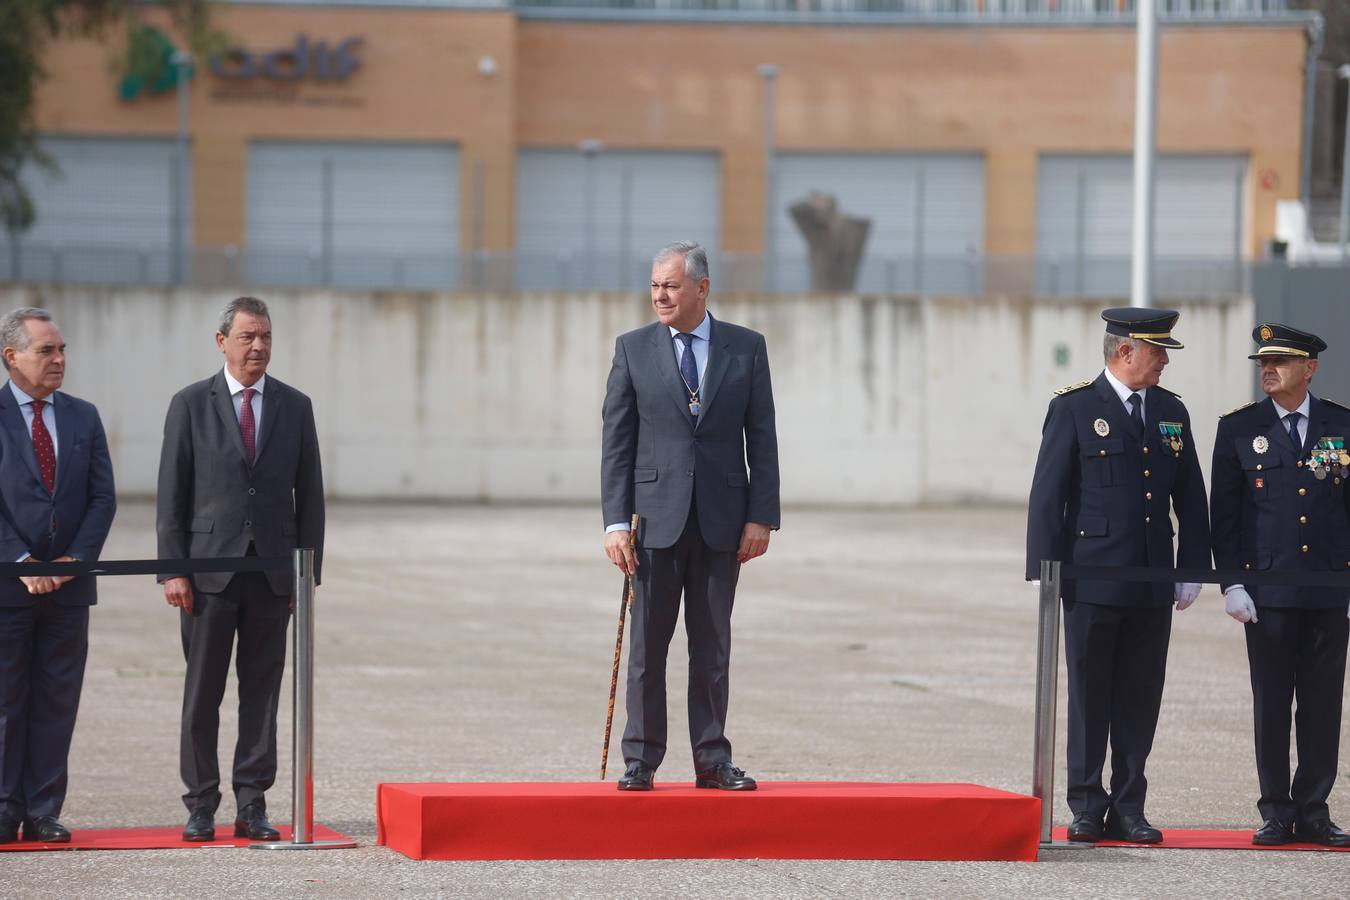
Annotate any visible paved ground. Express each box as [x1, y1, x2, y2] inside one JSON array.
[[4, 502, 1348, 898]]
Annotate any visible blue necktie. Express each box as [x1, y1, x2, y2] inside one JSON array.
[[676, 332, 699, 398], [1286, 412, 1302, 452], [1128, 393, 1143, 431]]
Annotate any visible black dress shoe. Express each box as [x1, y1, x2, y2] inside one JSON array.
[[0, 815, 21, 844], [235, 802, 280, 841], [694, 762, 757, 791], [617, 762, 655, 792], [1296, 819, 1350, 847], [182, 807, 215, 842], [22, 816, 71, 843], [1104, 813, 1162, 844], [1252, 818, 1295, 846], [1067, 813, 1104, 842]]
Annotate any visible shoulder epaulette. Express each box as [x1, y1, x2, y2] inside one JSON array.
[[1220, 400, 1258, 418], [1054, 380, 1093, 396], [1322, 398, 1350, 413], [1152, 385, 1181, 399]]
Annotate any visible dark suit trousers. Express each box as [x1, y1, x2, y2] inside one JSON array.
[[1062, 599, 1172, 819], [0, 602, 88, 821], [179, 570, 289, 813], [1244, 606, 1349, 825], [623, 504, 741, 772]]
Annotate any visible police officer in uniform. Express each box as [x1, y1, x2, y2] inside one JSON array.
[[1026, 308, 1210, 843], [1210, 323, 1350, 847]]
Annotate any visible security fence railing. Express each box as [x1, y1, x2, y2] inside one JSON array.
[[0, 242, 1268, 298], [511, 0, 1296, 19]]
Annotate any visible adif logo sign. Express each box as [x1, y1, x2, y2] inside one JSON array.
[[209, 35, 364, 83]]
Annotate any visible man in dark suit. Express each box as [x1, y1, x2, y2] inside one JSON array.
[[1026, 307, 1210, 843], [1210, 323, 1350, 847], [157, 296, 324, 842], [601, 240, 779, 792], [0, 307, 116, 844]]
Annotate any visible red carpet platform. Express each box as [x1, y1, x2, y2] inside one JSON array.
[[0, 824, 352, 852], [377, 782, 1040, 861], [1051, 826, 1350, 852]]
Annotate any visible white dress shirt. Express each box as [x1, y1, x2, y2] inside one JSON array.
[[1271, 393, 1312, 449], [223, 368, 266, 434], [605, 312, 713, 533], [1101, 367, 1147, 423]]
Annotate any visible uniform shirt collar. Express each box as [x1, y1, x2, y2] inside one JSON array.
[[1101, 367, 1145, 407], [1271, 393, 1311, 421], [223, 367, 266, 397], [668, 311, 712, 342], [7, 380, 53, 408]]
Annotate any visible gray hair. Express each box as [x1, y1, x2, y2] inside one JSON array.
[[1103, 332, 1143, 363], [653, 241, 710, 283], [219, 296, 270, 336], [1, 307, 54, 371]]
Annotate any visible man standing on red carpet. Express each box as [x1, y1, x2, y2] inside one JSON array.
[[0, 307, 116, 844], [601, 241, 780, 792], [158, 296, 324, 842]]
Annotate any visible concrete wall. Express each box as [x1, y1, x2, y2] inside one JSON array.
[[0, 286, 1255, 506]]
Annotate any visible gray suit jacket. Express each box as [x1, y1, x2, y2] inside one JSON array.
[[601, 315, 780, 551], [156, 371, 324, 596]]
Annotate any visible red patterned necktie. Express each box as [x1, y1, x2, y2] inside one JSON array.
[[30, 398, 56, 492], [240, 387, 257, 464]]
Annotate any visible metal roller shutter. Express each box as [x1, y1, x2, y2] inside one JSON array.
[[246, 141, 459, 290], [0, 136, 189, 284], [1036, 154, 1246, 297], [515, 149, 720, 291], [773, 153, 985, 294]]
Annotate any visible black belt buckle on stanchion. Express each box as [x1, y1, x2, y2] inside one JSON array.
[[252, 548, 356, 851]]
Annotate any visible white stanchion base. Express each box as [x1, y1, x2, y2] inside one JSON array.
[[250, 839, 358, 850]]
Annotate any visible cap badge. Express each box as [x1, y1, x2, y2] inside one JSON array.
[[1093, 418, 1110, 437], [1259, 325, 1273, 341]]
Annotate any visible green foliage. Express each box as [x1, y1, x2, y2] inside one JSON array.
[[0, 0, 215, 238]]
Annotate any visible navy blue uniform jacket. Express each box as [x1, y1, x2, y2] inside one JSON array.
[[0, 384, 116, 607], [1210, 395, 1350, 609], [1026, 373, 1210, 606]]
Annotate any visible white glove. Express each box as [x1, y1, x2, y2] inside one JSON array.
[[1174, 582, 1202, 611], [1224, 586, 1258, 624]]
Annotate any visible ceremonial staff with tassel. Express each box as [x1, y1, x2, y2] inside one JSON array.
[[600, 514, 639, 781]]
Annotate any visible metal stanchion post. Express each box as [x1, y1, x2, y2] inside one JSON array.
[[253, 548, 356, 850], [1032, 560, 1083, 849]]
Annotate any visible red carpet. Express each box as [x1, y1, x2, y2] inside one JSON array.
[[377, 781, 1041, 861], [1050, 826, 1350, 852], [0, 824, 352, 852]]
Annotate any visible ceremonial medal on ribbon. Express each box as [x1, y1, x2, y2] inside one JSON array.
[[1252, 435, 1269, 455], [1159, 421, 1184, 454], [1093, 418, 1110, 437], [1308, 436, 1347, 482]]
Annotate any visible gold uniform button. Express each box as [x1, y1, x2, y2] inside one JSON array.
[[1142, 446, 1150, 455], [1145, 492, 1153, 500], [1300, 516, 1308, 524], [1144, 517, 1151, 524], [1079, 531, 1086, 537], [1297, 460, 1304, 468], [1256, 464, 1263, 471], [1143, 469, 1151, 478], [1244, 563, 1252, 571], [1302, 545, 1310, 553], [1299, 488, 1308, 496], [1099, 450, 1107, 456]]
